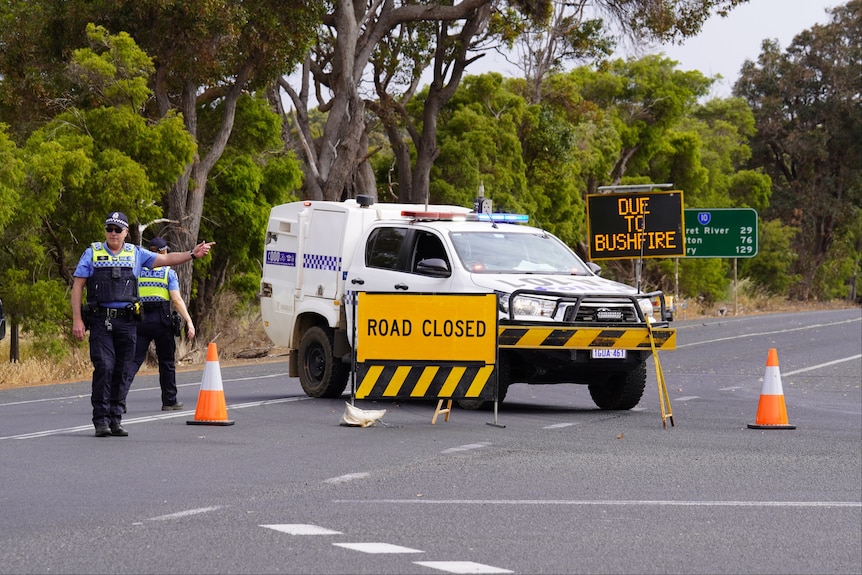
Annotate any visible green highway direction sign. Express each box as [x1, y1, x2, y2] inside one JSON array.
[[684, 208, 758, 258]]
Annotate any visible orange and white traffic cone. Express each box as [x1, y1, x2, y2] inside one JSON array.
[[187, 343, 235, 426], [748, 348, 795, 430]]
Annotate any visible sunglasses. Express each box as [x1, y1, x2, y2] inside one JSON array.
[[105, 226, 125, 233]]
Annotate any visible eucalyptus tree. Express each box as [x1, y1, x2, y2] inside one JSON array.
[[734, 0, 862, 300], [280, 0, 752, 206], [0, 25, 194, 356], [277, 0, 553, 204], [512, 0, 750, 105], [0, 0, 322, 302]]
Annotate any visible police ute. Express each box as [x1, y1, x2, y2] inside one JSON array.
[[260, 195, 674, 410]]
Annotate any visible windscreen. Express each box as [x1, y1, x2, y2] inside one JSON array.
[[449, 231, 592, 274]]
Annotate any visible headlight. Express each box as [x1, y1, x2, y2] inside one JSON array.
[[496, 291, 555, 317], [513, 295, 556, 317], [637, 297, 655, 321]]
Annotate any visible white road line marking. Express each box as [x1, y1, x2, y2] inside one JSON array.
[[543, 422, 579, 429], [0, 372, 290, 407], [261, 524, 342, 535], [675, 396, 699, 401], [414, 561, 513, 574], [0, 396, 310, 440], [718, 386, 743, 391], [332, 499, 862, 508], [675, 318, 860, 349], [783, 354, 862, 376], [324, 472, 370, 484], [333, 542, 423, 553], [149, 506, 221, 521], [440, 442, 491, 454]]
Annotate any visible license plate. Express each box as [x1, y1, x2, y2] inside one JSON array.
[[591, 349, 626, 359]]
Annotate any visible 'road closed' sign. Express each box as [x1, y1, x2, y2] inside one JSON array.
[[356, 293, 497, 363]]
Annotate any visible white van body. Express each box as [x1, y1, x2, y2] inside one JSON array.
[[260, 197, 672, 409]]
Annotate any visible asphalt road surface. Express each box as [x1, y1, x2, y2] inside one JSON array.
[[1, 308, 860, 575]]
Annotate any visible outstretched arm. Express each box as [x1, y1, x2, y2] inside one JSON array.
[[153, 241, 215, 267]]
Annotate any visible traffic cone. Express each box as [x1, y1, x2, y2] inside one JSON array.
[[187, 343, 235, 426], [748, 348, 795, 430]]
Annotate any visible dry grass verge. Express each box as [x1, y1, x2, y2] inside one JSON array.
[[0, 291, 288, 390]]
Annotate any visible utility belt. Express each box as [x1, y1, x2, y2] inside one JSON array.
[[82, 302, 143, 330], [95, 306, 136, 319]]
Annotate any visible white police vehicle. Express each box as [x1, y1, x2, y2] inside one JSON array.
[[260, 195, 673, 410]]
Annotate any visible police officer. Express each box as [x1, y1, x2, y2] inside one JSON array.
[[71, 211, 214, 438], [128, 237, 195, 410]]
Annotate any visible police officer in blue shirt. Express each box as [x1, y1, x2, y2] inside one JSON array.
[[128, 236, 196, 411], [71, 211, 214, 438]]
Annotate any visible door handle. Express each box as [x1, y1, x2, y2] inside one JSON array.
[[351, 278, 365, 285], [394, 283, 409, 290]]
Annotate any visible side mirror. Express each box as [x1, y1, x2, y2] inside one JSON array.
[[416, 258, 451, 278], [587, 262, 602, 276]]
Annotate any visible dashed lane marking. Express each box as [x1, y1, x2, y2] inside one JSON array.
[[543, 422, 581, 429], [261, 524, 342, 535], [414, 561, 514, 574], [332, 542, 423, 554], [440, 442, 491, 454], [149, 506, 222, 521], [324, 472, 371, 484]]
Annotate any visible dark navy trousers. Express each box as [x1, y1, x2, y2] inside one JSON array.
[[130, 307, 178, 406], [89, 314, 137, 427]]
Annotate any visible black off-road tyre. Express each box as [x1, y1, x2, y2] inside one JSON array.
[[298, 326, 350, 398], [588, 360, 647, 410]]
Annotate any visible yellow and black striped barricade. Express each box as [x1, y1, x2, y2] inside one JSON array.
[[497, 325, 676, 351], [352, 292, 499, 424], [354, 362, 496, 401]]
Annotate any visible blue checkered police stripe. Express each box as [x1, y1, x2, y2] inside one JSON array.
[[303, 253, 341, 271]]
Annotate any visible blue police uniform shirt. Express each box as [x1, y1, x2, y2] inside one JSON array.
[[161, 267, 180, 291], [73, 243, 159, 308]]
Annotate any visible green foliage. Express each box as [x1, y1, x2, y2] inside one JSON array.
[[675, 258, 729, 303], [0, 268, 70, 350], [430, 74, 529, 212], [738, 219, 800, 296], [68, 24, 155, 110], [0, 125, 24, 231], [735, 1, 862, 299], [811, 208, 862, 300], [0, 26, 194, 342], [572, 55, 712, 181], [196, 93, 302, 302]]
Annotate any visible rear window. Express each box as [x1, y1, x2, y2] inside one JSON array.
[[365, 227, 407, 270]]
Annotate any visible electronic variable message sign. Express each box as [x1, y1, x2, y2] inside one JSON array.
[[684, 208, 758, 258], [586, 191, 685, 260]]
